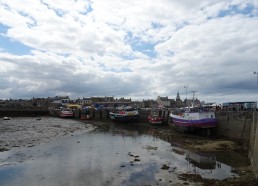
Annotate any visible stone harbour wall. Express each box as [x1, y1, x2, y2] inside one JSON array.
[[249, 112, 258, 181], [215, 111, 253, 141], [215, 111, 258, 181], [0, 109, 49, 117]]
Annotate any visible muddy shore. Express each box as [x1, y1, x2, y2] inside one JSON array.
[[0, 117, 94, 152], [0, 116, 256, 185]]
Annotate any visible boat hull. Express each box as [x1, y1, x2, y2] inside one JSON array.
[[148, 116, 163, 124], [110, 113, 139, 122], [109, 109, 139, 122], [59, 111, 74, 118], [170, 113, 217, 132], [3, 117, 11, 120]]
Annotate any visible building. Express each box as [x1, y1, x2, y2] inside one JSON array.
[[176, 91, 183, 108], [91, 96, 132, 109], [50, 96, 70, 107], [77, 97, 91, 106], [223, 101, 257, 111], [142, 99, 157, 108], [159, 96, 170, 108]]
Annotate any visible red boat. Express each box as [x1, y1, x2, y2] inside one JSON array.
[[148, 110, 163, 124]]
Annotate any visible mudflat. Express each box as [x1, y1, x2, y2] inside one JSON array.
[[0, 116, 94, 152], [0, 116, 256, 186]]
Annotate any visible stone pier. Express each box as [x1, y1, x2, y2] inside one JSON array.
[[249, 112, 258, 182]]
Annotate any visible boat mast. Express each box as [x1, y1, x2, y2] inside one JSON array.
[[184, 85, 189, 109], [254, 71, 258, 85], [191, 90, 196, 107]]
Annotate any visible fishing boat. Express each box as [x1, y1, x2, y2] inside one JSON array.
[[3, 116, 11, 120], [170, 91, 217, 132], [59, 108, 74, 118], [170, 105, 218, 132], [148, 109, 163, 124], [109, 106, 139, 122], [147, 93, 164, 124]]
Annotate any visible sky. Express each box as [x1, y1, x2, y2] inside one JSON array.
[[0, 0, 258, 104]]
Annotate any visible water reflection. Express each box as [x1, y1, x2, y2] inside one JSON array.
[[111, 128, 138, 138], [0, 124, 240, 186], [186, 151, 217, 170]]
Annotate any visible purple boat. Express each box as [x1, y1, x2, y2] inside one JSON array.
[[170, 108, 217, 132]]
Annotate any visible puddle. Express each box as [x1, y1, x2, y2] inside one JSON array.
[[0, 122, 242, 186]]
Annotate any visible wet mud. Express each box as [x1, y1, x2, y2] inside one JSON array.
[[0, 116, 94, 151], [0, 117, 256, 185]]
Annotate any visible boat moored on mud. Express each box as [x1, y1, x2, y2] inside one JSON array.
[[3, 116, 11, 120], [170, 90, 218, 132], [170, 107, 217, 132], [148, 109, 163, 124], [109, 106, 139, 122], [59, 108, 74, 118]]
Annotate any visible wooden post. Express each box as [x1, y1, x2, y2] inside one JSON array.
[[107, 110, 110, 120], [93, 109, 95, 118], [100, 110, 102, 120], [166, 110, 170, 126]]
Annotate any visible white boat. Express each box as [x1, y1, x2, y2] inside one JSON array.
[[3, 116, 11, 120], [170, 90, 217, 132], [59, 109, 74, 118], [109, 106, 139, 122], [170, 107, 217, 132]]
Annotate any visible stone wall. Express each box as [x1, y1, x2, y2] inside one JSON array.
[[215, 111, 252, 141], [216, 111, 258, 181], [249, 112, 258, 181], [0, 109, 49, 117]]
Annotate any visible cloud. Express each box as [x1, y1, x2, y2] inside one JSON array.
[[0, 0, 258, 104]]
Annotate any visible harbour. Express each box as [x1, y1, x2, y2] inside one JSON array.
[[0, 114, 257, 185], [1, 1, 258, 185]]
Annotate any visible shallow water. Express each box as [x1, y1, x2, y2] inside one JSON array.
[[0, 121, 240, 186]]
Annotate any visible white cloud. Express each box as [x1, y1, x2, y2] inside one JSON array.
[[0, 0, 258, 104]]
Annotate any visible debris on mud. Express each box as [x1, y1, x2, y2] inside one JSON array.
[[143, 145, 158, 150], [161, 164, 170, 170], [186, 140, 240, 151], [0, 147, 8, 152], [134, 158, 140, 162], [178, 170, 257, 186]]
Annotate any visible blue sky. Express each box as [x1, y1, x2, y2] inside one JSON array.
[[0, 0, 258, 104], [0, 35, 32, 55]]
